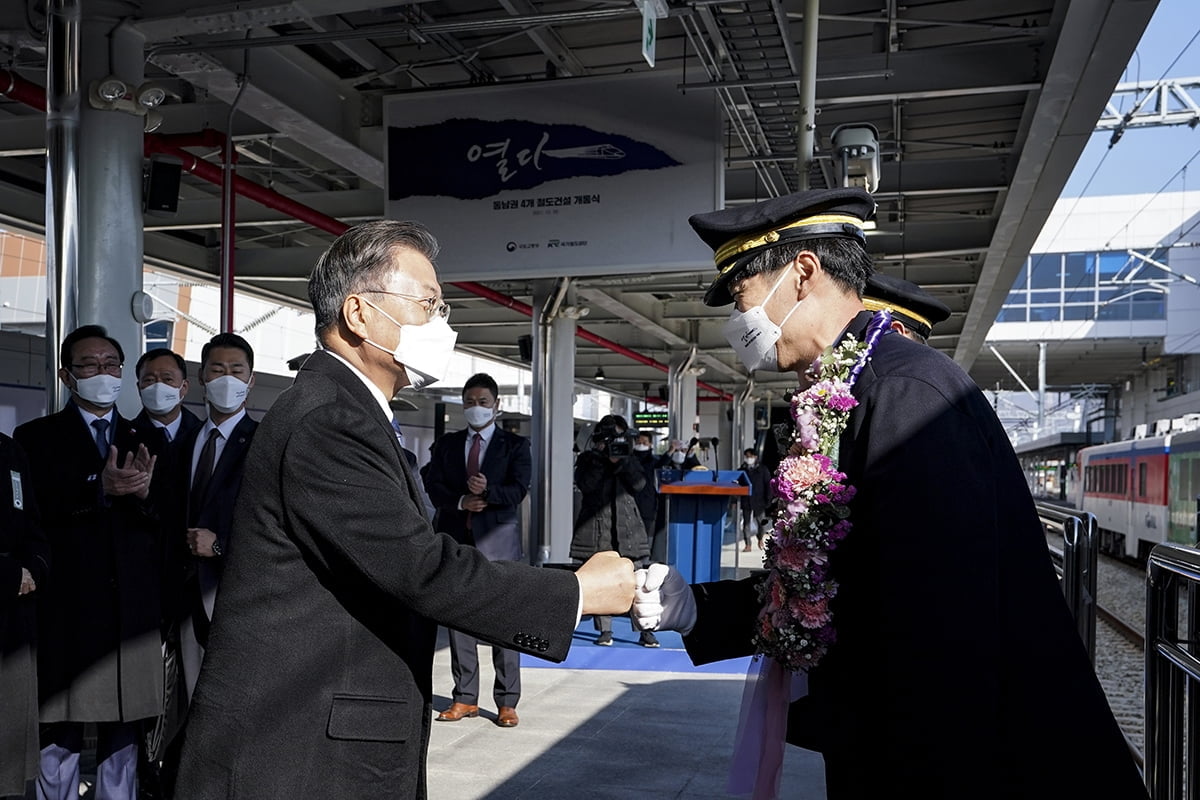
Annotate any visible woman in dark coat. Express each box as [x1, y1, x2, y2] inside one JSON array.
[[0, 432, 49, 798], [571, 415, 653, 646]]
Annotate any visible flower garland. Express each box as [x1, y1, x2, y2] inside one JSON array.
[[753, 311, 892, 672]]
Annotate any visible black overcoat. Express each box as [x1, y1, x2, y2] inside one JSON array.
[[13, 403, 164, 722], [571, 449, 650, 562], [0, 432, 49, 795], [174, 351, 579, 800], [683, 312, 1147, 799]]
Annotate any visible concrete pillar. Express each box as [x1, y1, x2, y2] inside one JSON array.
[[77, 4, 146, 418], [530, 279, 578, 565]]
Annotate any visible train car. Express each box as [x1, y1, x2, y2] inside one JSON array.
[[1077, 425, 1200, 561]]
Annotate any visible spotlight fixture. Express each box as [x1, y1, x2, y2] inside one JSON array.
[[94, 75, 128, 103], [135, 81, 169, 109], [594, 367, 606, 382]]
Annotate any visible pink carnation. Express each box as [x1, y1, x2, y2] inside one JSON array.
[[776, 455, 829, 494], [776, 545, 827, 571], [790, 597, 831, 629]]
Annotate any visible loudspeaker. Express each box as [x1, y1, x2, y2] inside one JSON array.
[[144, 155, 182, 216], [517, 334, 533, 363]]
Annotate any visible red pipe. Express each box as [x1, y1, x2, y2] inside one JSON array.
[[0, 69, 46, 111], [2, 69, 732, 400]]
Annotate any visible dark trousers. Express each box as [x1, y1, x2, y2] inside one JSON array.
[[448, 629, 521, 708], [38, 721, 139, 800]]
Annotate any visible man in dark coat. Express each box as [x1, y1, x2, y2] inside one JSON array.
[[572, 415, 655, 647], [14, 324, 161, 800], [174, 220, 634, 800], [176, 332, 259, 701], [634, 188, 1148, 799], [736, 448, 771, 552], [424, 371, 531, 727], [0, 432, 49, 799], [134, 348, 203, 453]]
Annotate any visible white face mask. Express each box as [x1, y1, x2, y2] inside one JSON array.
[[73, 373, 123, 407], [140, 382, 181, 415], [633, 444, 651, 452], [744, 457, 758, 467], [670, 451, 687, 464], [362, 300, 459, 390], [722, 268, 803, 373], [205, 375, 249, 414], [464, 405, 494, 429]]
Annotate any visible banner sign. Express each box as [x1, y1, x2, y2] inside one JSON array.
[[385, 71, 721, 280]]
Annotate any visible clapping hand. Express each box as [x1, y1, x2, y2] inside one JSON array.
[[18, 567, 36, 595], [631, 564, 696, 636], [101, 444, 156, 499]]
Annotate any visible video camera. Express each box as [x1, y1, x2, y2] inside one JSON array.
[[593, 417, 631, 458], [605, 436, 632, 458]]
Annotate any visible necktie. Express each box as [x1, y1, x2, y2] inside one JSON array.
[[465, 432, 482, 530], [91, 418, 110, 459], [467, 432, 482, 477], [391, 419, 406, 447], [189, 428, 221, 524]]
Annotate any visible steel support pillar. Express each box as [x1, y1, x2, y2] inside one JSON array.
[[530, 279, 578, 565], [76, 4, 146, 417]]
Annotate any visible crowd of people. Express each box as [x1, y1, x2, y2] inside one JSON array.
[[1, 190, 1149, 800]]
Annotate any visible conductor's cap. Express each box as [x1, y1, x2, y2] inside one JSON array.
[[863, 273, 951, 339], [688, 187, 876, 307]]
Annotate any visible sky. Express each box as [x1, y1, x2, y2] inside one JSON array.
[[1061, 0, 1200, 197]]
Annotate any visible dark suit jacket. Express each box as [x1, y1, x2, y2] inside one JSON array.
[[681, 313, 1147, 799], [176, 413, 258, 624], [423, 426, 531, 561], [13, 403, 163, 722], [134, 407, 203, 458], [175, 350, 578, 800], [138, 406, 204, 625], [0, 432, 48, 795]]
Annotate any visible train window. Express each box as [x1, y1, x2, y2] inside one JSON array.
[[1138, 462, 1147, 498]]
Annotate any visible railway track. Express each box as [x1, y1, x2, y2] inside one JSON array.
[[1097, 603, 1145, 648]]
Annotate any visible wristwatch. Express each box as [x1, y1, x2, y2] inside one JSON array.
[[211, 540, 223, 557]]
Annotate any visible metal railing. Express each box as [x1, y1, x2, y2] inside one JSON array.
[[1145, 543, 1200, 800], [1037, 503, 1099, 663]]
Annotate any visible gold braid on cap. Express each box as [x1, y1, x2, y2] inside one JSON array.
[[862, 298, 932, 331], [713, 214, 865, 276]]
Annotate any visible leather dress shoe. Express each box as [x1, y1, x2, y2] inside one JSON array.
[[436, 702, 479, 722], [496, 706, 519, 728]]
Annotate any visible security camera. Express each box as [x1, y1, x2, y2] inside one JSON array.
[[831, 123, 881, 194]]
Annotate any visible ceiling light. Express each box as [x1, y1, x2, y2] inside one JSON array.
[[95, 75, 128, 103], [135, 82, 169, 109], [594, 367, 606, 381]]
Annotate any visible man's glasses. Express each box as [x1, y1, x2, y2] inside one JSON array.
[[363, 290, 451, 320], [70, 360, 123, 377]]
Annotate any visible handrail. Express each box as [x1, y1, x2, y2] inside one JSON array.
[[1144, 543, 1200, 800], [1036, 503, 1098, 662]]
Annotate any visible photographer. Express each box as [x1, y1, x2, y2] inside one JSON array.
[[571, 415, 656, 647]]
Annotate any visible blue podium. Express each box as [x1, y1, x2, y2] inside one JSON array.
[[657, 469, 750, 583]]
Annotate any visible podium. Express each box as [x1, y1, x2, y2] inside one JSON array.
[[657, 469, 749, 583]]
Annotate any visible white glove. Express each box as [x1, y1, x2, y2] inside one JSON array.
[[631, 564, 696, 636]]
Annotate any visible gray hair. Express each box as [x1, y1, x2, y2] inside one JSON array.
[[309, 220, 440, 337], [736, 237, 873, 297]]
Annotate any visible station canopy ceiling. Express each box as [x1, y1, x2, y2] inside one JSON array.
[[0, 0, 1161, 399]]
